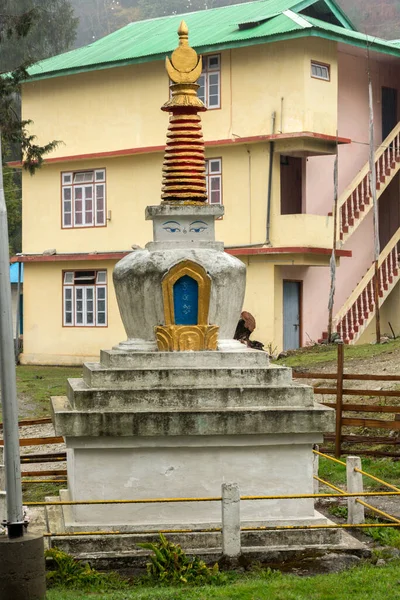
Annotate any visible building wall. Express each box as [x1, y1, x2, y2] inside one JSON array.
[[359, 280, 400, 343], [20, 260, 125, 365], [21, 38, 338, 160], [301, 49, 400, 341], [22, 143, 334, 256]]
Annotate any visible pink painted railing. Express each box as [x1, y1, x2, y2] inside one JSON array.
[[338, 123, 400, 245], [334, 231, 400, 344]]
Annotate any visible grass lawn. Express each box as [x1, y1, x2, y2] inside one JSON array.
[[272, 338, 400, 368], [15, 365, 82, 418], [318, 456, 400, 489], [46, 561, 400, 600]]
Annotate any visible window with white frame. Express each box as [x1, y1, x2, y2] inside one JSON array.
[[206, 158, 222, 205], [311, 60, 330, 81], [62, 169, 106, 228], [63, 270, 107, 327], [197, 54, 221, 109]]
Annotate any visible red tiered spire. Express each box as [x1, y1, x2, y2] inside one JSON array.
[[161, 22, 207, 204]]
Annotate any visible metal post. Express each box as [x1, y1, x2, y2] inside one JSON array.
[[0, 135, 24, 538], [335, 341, 344, 459]]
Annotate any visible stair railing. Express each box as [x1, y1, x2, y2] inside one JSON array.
[[337, 122, 400, 245], [334, 228, 400, 343]]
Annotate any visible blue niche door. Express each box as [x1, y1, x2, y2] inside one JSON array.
[[173, 275, 198, 325]]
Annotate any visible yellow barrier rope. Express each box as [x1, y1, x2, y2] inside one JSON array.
[[24, 491, 400, 507], [354, 468, 400, 493], [43, 523, 400, 537], [312, 450, 346, 466]]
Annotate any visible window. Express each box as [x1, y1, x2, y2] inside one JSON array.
[[197, 54, 221, 109], [311, 61, 330, 81], [206, 158, 222, 205], [62, 169, 106, 228], [63, 270, 107, 327]]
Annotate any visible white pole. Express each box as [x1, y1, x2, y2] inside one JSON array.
[[0, 134, 24, 538]]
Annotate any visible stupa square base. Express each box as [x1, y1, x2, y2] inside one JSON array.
[[62, 433, 323, 528]]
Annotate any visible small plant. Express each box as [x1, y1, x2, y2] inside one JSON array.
[[45, 548, 129, 590], [138, 533, 223, 586], [328, 504, 348, 519], [365, 521, 400, 548]]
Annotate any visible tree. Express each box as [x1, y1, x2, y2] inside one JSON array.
[[0, 2, 77, 254], [0, 1, 78, 72]]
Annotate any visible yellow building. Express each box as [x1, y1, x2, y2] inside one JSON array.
[[15, 0, 400, 364]]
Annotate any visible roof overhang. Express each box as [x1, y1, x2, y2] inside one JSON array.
[[24, 27, 400, 83], [8, 132, 351, 168], [12, 246, 351, 265]]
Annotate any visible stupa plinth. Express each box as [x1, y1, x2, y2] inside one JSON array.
[[50, 24, 341, 556]]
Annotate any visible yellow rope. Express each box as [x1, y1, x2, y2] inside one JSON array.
[[24, 490, 400, 507], [42, 523, 400, 537], [312, 450, 346, 466], [313, 476, 346, 494], [354, 468, 400, 492]]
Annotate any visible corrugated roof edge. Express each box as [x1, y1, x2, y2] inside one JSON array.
[[25, 19, 400, 83]]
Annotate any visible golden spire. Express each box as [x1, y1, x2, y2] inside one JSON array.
[[161, 21, 207, 204], [163, 20, 205, 109]]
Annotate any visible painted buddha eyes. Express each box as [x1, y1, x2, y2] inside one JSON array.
[[189, 221, 207, 233], [162, 220, 208, 234], [163, 221, 181, 233]]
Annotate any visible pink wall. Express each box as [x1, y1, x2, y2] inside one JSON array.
[[291, 50, 400, 341]]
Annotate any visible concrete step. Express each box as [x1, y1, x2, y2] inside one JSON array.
[[51, 395, 334, 437], [82, 363, 292, 390], [67, 379, 314, 411], [100, 349, 269, 370], [49, 525, 342, 556]]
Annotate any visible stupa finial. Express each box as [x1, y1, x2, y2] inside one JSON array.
[[161, 22, 207, 204]]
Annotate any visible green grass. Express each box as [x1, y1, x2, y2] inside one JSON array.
[[15, 365, 82, 418], [22, 481, 65, 503], [45, 561, 400, 600], [272, 338, 400, 368], [319, 456, 400, 489]]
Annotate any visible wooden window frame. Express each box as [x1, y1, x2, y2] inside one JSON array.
[[62, 269, 108, 328], [197, 54, 221, 110], [205, 157, 223, 207], [61, 168, 107, 229], [310, 60, 331, 82]]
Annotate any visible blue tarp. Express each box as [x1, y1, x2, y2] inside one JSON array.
[[9, 262, 24, 284]]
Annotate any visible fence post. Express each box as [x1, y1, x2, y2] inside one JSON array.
[[346, 456, 365, 524], [335, 341, 344, 458], [313, 445, 319, 494], [221, 483, 241, 558]]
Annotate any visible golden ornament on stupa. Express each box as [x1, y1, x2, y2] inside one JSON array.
[[161, 21, 207, 204]]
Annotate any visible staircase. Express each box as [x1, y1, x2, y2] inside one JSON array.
[[338, 122, 400, 246], [326, 230, 400, 344]]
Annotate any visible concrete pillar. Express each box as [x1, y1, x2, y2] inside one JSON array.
[[346, 456, 365, 524], [313, 445, 319, 495], [221, 483, 241, 557], [0, 533, 46, 599]]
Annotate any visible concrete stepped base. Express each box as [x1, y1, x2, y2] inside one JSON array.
[[83, 362, 292, 390], [100, 349, 268, 369]]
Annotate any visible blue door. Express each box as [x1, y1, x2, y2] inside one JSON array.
[[173, 275, 198, 325], [283, 281, 301, 351]]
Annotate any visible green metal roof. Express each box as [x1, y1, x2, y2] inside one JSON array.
[[26, 0, 400, 82]]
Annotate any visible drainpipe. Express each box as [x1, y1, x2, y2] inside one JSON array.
[[266, 111, 276, 246], [14, 260, 22, 362]]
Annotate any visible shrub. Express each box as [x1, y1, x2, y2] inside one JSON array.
[[138, 533, 223, 586], [45, 547, 129, 590]]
